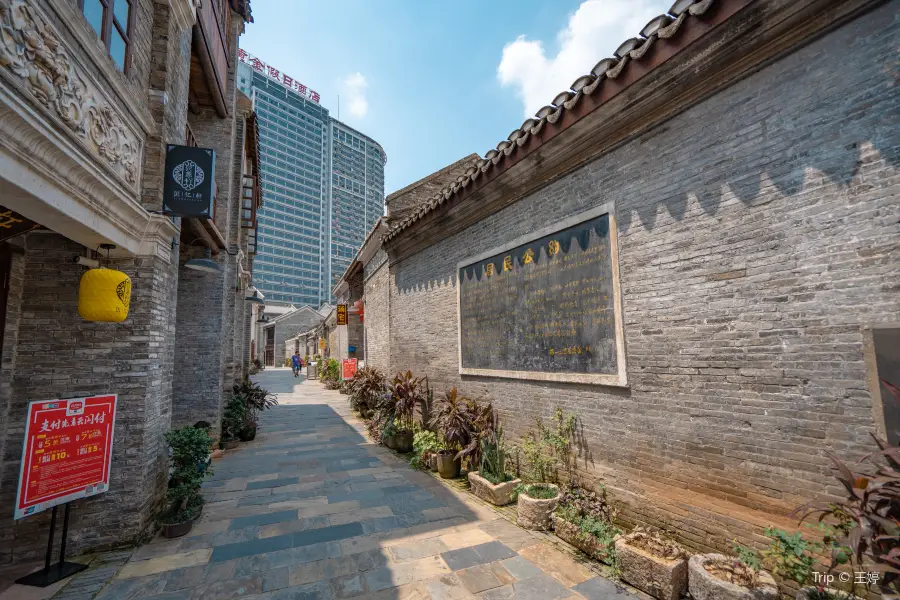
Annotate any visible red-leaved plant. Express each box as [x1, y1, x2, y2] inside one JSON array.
[[798, 378, 900, 596]]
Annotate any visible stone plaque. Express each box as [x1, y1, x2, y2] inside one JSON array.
[[457, 205, 626, 386]]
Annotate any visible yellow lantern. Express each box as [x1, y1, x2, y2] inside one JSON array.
[[78, 268, 132, 323]]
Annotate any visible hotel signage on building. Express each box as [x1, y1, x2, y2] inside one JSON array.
[[15, 395, 117, 520], [336, 304, 348, 326], [238, 49, 321, 104], [163, 145, 216, 218]]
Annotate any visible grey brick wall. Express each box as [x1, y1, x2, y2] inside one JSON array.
[[0, 233, 178, 564], [363, 249, 389, 372], [387, 4, 899, 552]]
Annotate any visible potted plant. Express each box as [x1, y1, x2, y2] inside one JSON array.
[[220, 394, 246, 449], [513, 408, 575, 530], [688, 545, 778, 600], [239, 408, 258, 441], [160, 426, 213, 538], [347, 367, 386, 419], [430, 388, 474, 479], [615, 527, 688, 600], [552, 486, 620, 563], [516, 483, 560, 531], [380, 371, 423, 453], [412, 429, 442, 471], [468, 417, 519, 505]]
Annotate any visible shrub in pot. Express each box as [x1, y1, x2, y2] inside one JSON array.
[[221, 394, 247, 448], [411, 430, 442, 471], [552, 486, 620, 564], [375, 371, 423, 453], [160, 426, 213, 538], [430, 388, 475, 479], [615, 527, 688, 600], [345, 367, 386, 419], [688, 548, 778, 600], [468, 422, 519, 506], [517, 483, 560, 530]]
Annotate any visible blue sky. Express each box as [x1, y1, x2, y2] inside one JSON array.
[[241, 1, 671, 193]]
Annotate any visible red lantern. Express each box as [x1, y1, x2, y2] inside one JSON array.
[[354, 299, 364, 324]]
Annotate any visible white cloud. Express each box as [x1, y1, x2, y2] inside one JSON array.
[[498, 0, 670, 119], [341, 72, 368, 119]]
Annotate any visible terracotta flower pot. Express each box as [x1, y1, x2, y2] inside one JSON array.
[[436, 452, 461, 479], [615, 536, 687, 600], [222, 440, 239, 450], [468, 471, 520, 506], [516, 484, 559, 531], [688, 554, 778, 600], [394, 431, 414, 453], [552, 514, 615, 564], [238, 425, 257, 442]]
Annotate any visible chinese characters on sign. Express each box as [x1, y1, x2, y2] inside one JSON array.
[[163, 145, 216, 218], [457, 211, 624, 384], [342, 358, 358, 380], [336, 304, 348, 326], [15, 395, 117, 520], [238, 49, 321, 104]]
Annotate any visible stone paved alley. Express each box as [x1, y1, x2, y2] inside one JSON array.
[[31, 368, 642, 600]]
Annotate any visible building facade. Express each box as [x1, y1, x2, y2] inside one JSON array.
[[364, 0, 899, 559], [237, 55, 386, 307], [0, 0, 257, 570]]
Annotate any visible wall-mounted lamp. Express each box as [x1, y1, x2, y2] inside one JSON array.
[[185, 248, 220, 273]]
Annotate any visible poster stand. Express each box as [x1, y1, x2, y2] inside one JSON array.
[[16, 503, 87, 587]]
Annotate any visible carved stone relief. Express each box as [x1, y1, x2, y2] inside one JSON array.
[[0, 0, 141, 186]]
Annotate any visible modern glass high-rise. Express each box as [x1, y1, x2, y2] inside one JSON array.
[[237, 52, 386, 306]]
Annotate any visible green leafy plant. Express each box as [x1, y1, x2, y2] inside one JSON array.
[[322, 358, 341, 389], [163, 426, 213, 524], [382, 370, 424, 433], [479, 421, 512, 484], [221, 394, 248, 441], [760, 527, 819, 587], [411, 429, 442, 470], [520, 483, 558, 499], [233, 380, 277, 411], [518, 408, 577, 484]]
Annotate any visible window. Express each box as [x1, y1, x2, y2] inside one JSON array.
[[79, 0, 133, 71]]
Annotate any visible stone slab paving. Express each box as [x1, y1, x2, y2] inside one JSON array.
[[49, 368, 644, 600]]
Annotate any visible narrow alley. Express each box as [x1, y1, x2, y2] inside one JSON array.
[[74, 369, 638, 600]]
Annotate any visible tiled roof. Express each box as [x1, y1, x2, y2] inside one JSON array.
[[384, 0, 717, 242]]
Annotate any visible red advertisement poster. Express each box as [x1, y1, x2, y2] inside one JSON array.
[[342, 358, 358, 380], [14, 395, 117, 520]]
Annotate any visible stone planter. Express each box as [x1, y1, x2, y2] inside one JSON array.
[[468, 472, 520, 506], [516, 484, 559, 531], [394, 431, 414, 453], [795, 587, 853, 600], [552, 514, 615, 564], [382, 435, 396, 449], [688, 554, 778, 600], [436, 452, 461, 479], [615, 537, 687, 600]]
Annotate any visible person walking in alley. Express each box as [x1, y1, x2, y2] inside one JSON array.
[[291, 352, 301, 377]]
